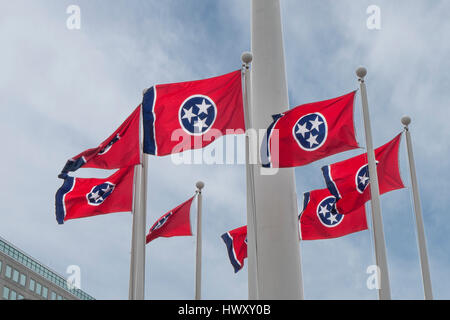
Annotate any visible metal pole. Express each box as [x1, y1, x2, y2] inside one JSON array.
[[128, 164, 140, 299], [356, 67, 391, 300], [130, 99, 148, 300], [241, 52, 259, 299], [195, 181, 204, 300], [401, 116, 433, 300], [133, 154, 148, 300], [251, 0, 303, 299]]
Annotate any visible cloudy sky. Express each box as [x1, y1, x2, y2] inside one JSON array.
[[1, 0, 449, 300]]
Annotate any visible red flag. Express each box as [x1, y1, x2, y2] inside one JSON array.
[[146, 196, 195, 243], [55, 166, 134, 224], [299, 189, 368, 240], [142, 70, 245, 156], [59, 106, 141, 178], [262, 91, 359, 168], [322, 133, 405, 213], [221, 226, 248, 273]]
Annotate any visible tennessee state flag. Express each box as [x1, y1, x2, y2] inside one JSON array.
[[299, 189, 368, 240], [322, 133, 405, 213], [146, 196, 195, 243], [55, 166, 134, 224], [262, 91, 359, 168], [221, 226, 248, 273], [58, 106, 141, 178], [142, 70, 245, 156]]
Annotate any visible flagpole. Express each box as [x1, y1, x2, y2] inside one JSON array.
[[250, 0, 303, 299], [134, 154, 148, 300], [195, 181, 204, 300], [129, 99, 148, 300], [356, 67, 391, 300], [401, 116, 433, 300], [241, 51, 259, 300], [128, 164, 140, 299]]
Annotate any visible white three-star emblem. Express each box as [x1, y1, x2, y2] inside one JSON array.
[[196, 99, 211, 115]]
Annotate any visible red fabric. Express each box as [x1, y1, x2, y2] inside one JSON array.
[[266, 91, 359, 168], [146, 70, 245, 156], [323, 133, 405, 213], [70, 105, 140, 169], [299, 188, 368, 240], [221, 226, 248, 273], [59, 166, 134, 223], [146, 196, 195, 243]]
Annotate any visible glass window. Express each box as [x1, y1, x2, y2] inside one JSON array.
[[42, 286, 48, 299], [5, 265, 12, 278], [18, 294, 24, 300], [36, 282, 42, 295], [12, 269, 19, 282], [57, 294, 62, 300], [29, 278, 35, 291], [0, 260, 2, 272], [2, 286, 9, 300], [10, 290, 16, 300], [51, 292, 56, 300], [20, 273, 26, 286]]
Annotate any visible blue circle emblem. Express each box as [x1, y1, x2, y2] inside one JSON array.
[[355, 164, 371, 193], [292, 112, 328, 151], [179, 95, 217, 136], [86, 182, 115, 206], [316, 196, 344, 227], [151, 212, 173, 232]]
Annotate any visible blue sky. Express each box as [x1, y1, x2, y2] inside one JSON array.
[[0, 0, 449, 299]]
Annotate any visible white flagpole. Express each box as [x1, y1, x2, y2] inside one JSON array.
[[241, 51, 259, 300], [133, 154, 148, 300], [250, 0, 303, 299], [128, 164, 140, 299], [356, 67, 391, 300], [129, 98, 148, 300], [195, 181, 204, 300], [401, 116, 433, 300]]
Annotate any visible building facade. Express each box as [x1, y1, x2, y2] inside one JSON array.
[[0, 236, 94, 300]]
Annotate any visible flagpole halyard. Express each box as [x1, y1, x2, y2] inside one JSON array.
[[401, 116, 433, 300], [195, 181, 204, 300], [356, 67, 391, 300]]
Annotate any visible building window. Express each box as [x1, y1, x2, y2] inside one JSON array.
[[2, 286, 10, 300], [36, 282, 42, 295], [42, 286, 48, 299], [10, 290, 17, 300], [18, 294, 24, 300], [5, 265, 12, 278], [0, 260, 2, 273], [20, 273, 26, 286], [29, 278, 35, 291], [57, 294, 62, 300], [51, 291, 56, 300], [12, 269, 19, 282]]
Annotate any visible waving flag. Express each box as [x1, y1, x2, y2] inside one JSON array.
[[55, 166, 134, 224], [262, 91, 359, 168], [146, 196, 195, 243], [322, 133, 405, 213], [142, 70, 245, 156], [58, 106, 141, 178], [299, 189, 368, 240], [221, 226, 248, 273]]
